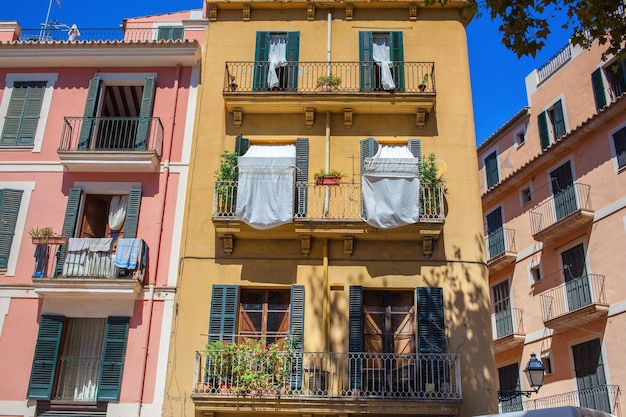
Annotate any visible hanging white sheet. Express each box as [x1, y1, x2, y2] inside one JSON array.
[[267, 36, 287, 88], [235, 144, 296, 229], [362, 145, 420, 228], [373, 39, 396, 91]]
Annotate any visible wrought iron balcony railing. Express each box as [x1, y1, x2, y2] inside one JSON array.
[[539, 274, 606, 321], [530, 183, 592, 235], [212, 181, 445, 223], [491, 308, 524, 340], [501, 385, 621, 415], [17, 27, 185, 43], [485, 228, 516, 261], [193, 349, 461, 400], [224, 61, 436, 94], [59, 117, 163, 157]]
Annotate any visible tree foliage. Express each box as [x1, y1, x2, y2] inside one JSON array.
[[425, 0, 626, 59]]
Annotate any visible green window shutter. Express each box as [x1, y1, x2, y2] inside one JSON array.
[[27, 315, 64, 400], [538, 111, 550, 151], [417, 287, 446, 354], [208, 284, 239, 342], [0, 81, 46, 147], [286, 32, 300, 90], [289, 285, 305, 390], [359, 32, 374, 91], [295, 138, 309, 217], [78, 77, 101, 150], [390, 32, 405, 91], [0, 189, 22, 269], [123, 189, 142, 239], [360, 137, 379, 218], [253, 31, 270, 91], [485, 151, 499, 189], [234, 133, 249, 156], [348, 286, 363, 390], [157, 26, 184, 41], [54, 188, 82, 276], [408, 138, 422, 177], [552, 100, 566, 140], [135, 77, 156, 150], [613, 127, 626, 169], [591, 68, 607, 111], [97, 316, 130, 402]]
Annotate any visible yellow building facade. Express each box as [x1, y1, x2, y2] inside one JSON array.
[[164, 1, 497, 416]]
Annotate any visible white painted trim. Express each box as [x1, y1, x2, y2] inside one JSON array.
[[524, 327, 553, 344], [181, 64, 200, 166], [73, 181, 142, 194], [0, 73, 57, 153], [0, 181, 35, 276], [0, 297, 10, 338], [151, 298, 176, 414], [514, 123, 527, 148], [169, 170, 187, 287], [0, 400, 36, 417], [96, 72, 157, 84], [594, 195, 626, 222], [608, 299, 626, 317], [0, 162, 64, 172]]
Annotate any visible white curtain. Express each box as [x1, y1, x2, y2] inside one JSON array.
[[267, 35, 287, 88], [373, 37, 396, 91], [362, 145, 419, 228], [55, 318, 105, 402], [108, 195, 128, 232], [235, 145, 296, 229]]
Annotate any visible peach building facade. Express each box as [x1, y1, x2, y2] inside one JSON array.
[[477, 40, 626, 413], [0, 11, 205, 417]]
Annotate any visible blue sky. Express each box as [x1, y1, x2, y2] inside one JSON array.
[[3, 0, 571, 144]]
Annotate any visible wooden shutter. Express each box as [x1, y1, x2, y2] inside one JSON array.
[[27, 315, 64, 399], [97, 316, 130, 402], [390, 32, 405, 91], [289, 285, 305, 390], [359, 32, 374, 91], [408, 138, 422, 177], [208, 285, 239, 342], [417, 287, 446, 354], [295, 138, 309, 217], [552, 100, 566, 140], [591, 68, 607, 110], [54, 188, 82, 276], [348, 286, 363, 390], [135, 77, 156, 150], [537, 111, 550, 150], [0, 189, 22, 269], [78, 77, 101, 150], [123, 189, 142, 239], [234, 133, 249, 156], [253, 32, 270, 91], [286, 32, 300, 90], [0, 81, 46, 147], [485, 151, 499, 189]]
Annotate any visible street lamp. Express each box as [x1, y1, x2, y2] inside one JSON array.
[[498, 353, 546, 402]]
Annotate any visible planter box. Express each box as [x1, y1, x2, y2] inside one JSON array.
[[315, 176, 342, 186], [31, 236, 68, 245]]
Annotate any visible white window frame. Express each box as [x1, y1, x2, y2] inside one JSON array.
[[0, 73, 57, 152], [514, 124, 527, 148], [608, 121, 626, 172]]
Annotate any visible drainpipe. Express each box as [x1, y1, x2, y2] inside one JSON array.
[[323, 239, 329, 352], [134, 63, 182, 417]]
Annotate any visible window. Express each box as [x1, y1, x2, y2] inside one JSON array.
[[611, 125, 626, 170], [538, 99, 566, 150], [0, 189, 22, 269], [253, 32, 300, 91], [572, 339, 611, 413], [359, 31, 404, 92], [530, 263, 542, 282], [486, 207, 505, 259], [492, 280, 513, 338], [605, 56, 626, 100], [561, 243, 591, 311], [514, 126, 526, 147], [541, 352, 553, 375], [0, 81, 46, 147], [157, 26, 184, 41], [550, 160, 576, 221], [484, 151, 499, 189], [521, 187, 533, 204], [27, 315, 129, 402], [591, 67, 607, 110], [78, 76, 156, 151], [498, 363, 522, 412]]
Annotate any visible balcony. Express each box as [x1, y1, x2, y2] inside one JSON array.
[[504, 385, 621, 415], [57, 117, 163, 172], [212, 181, 445, 243], [485, 228, 517, 273], [539, 274, 609, 331], [491, 308, 525, 353], [16, 27, 185, 43], [223, 61, 436, 127], [530, 183, 594, 244], [192, 348, 462, 415], [32, 238, 145, 299]]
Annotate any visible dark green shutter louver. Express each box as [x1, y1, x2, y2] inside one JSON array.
[[253, 32, 270, 91], [552, 100, 566, 140], [390, 31, 405, 91], [285, 32, 300, 91], [485, 151, 499, 189], [359, 32, 373, 91], [417, 287, 446, 354], [348, 286, 363, 390], [54, 188, 82, 276], [0, 81, 46, 147], [0, 189, 22, 269], [613, 127, 626, 169], [538, 111, 550, 151], [135, 77, 156, 150], [97, 316, 130, 402], [208, 285, 239, 342], [289, 285, 305, 389], [295, 138, 309, 217], [234, 133, 249, 156], [27, 315, 64, 399], [591, 68, 607, 111], [408, 138, 422, 177], [123, 189, 142, 239], [157, 26, 184, 41], [78, 77, 101, 150]]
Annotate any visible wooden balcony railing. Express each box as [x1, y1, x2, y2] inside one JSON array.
[[539, 274, 607, 321], [224, 61, 436, 94], [212, 181, 445, 223]]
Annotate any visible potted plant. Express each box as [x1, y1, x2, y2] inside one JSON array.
[[29, 226, 67, 245], [316, 74, 341, 92], [418, 73, 429, 92], [228, 75, 238, 91], [420, 152, 446, 217], [314, 169, 345, 186], [215, 150, 239, 215]]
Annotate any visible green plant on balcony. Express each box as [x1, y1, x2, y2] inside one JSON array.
[[214, 150, 238, 215], [29, 226, 67, 245], [316, 74, 342, 91], [314, 169, 345, 185], [420, 153, 445, 217], [418, 73, 429, 92]]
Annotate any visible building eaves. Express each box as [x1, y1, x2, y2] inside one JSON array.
[[477, 106, 530, 152]]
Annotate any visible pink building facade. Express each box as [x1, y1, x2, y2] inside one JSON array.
[[0, 11, 204, 417], [477, 41, 626, 413]]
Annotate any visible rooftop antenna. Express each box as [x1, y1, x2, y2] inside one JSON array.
[[40, 0, 66, 41]]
